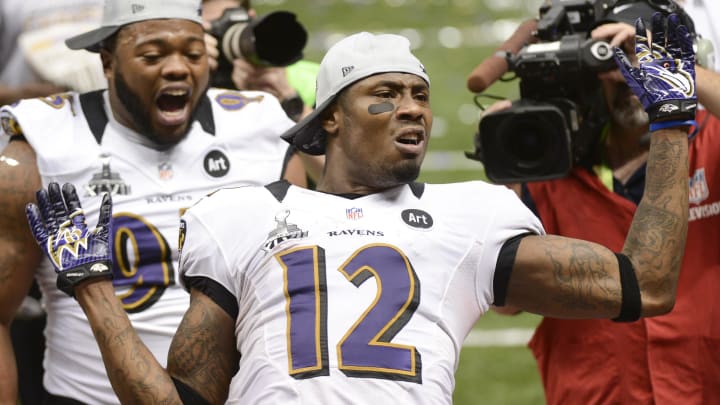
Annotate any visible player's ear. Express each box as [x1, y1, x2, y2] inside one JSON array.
[[100, 48, 113, 78], [321, 103, 340, 137]]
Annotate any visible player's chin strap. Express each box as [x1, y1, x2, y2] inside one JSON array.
[[612, 253, 642, 322]]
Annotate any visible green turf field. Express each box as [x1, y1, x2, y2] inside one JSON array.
[[255, 1, 547, 402]]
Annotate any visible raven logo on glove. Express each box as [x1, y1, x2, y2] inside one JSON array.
[[26, 182, 113, 297], [613, 12, 697, 124]]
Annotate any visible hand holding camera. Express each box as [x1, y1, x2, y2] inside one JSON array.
[[205, 7, 307, 90], [613, 12, 696, 128]]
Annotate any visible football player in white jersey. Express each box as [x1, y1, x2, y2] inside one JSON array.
[[25, 15, 695, 404], [0, 0, 312, 403]]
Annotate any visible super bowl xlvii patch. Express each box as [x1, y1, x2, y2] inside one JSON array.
[[85, 153, 131, 197], [401, 209, 433, 230], [0, 110, 23, 137], [263, 210, 308, 251]]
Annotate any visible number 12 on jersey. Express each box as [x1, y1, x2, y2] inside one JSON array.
[[276, 243, 423, 383]]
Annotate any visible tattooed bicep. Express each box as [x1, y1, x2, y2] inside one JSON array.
[[506, 235, 622, 318], [167, 289, 239, 403]]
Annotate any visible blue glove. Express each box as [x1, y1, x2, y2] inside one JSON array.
[[613, 12, 696, 125], [26, 182, 113, 297]]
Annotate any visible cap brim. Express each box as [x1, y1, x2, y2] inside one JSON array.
[[65, 26, 121, 52], [280, 96, 336, 156]]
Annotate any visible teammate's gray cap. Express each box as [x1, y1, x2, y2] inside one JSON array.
[[280, 32, 430, 156], [66, 0, 203, 52]]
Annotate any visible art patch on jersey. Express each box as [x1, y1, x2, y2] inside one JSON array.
[[401, 209, 433, 230], [85, 154, 131, 197], [346, 207, 364, 220], [689, 168, 709, 205], [0, 111, 23, 137], [263, 210, 308, 251], [204, 149, 230, 178], [39, 93, 75, 114], [214, 91, 264, 111]]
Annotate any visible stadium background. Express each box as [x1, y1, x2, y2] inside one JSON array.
[[253, 0, 546, 403]]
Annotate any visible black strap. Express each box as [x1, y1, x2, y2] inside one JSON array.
[[612, 253, 642, 322], [172, 377, 212, 405], [43, 393, 88, 405], [493, 233, 533, 306], [8, 134, 27, 142]]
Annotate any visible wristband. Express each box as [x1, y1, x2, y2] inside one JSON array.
[[649, 119, 697, 133]]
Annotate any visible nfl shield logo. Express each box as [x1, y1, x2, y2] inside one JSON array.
[[689, 168, 709, 205], [346, 207, 363, 220], [159, 162, 173, 180]]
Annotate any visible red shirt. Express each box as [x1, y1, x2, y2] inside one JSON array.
[[526, 110, 720, 405]]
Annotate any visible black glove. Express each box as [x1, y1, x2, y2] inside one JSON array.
[[26, 182, 113, 297]]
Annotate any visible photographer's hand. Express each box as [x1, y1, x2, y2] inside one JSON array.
[[613, 13, 696, 128], [203, 21, 221, 72]]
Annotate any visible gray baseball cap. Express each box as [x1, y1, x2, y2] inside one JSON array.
[[66, 0, 203, 52], [280, 32, 430, 156]]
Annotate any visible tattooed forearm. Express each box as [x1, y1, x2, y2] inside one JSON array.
[[624, 132, 688, 314], [76, 282, 181, 404], [642, 138, 685, 203]]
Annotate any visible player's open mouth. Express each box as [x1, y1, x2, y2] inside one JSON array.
[[395, 128, 425, 154], [156, 88, 191, 126], [397, 135, 420, 145]]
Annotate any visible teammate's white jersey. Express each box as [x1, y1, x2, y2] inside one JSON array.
[[180, 181, 544, 404], [0, 88, 294, 404]]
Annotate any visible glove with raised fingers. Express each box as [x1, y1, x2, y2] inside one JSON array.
[[613, 12, 696, 125], [26, 182, 113, 297]]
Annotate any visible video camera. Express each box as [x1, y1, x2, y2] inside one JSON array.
[[208, 7, 308, 89], [467, 0, 619, 184]]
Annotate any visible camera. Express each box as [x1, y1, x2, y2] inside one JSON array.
[[208, 7, 308, 88], [468, 0, 618, 184]]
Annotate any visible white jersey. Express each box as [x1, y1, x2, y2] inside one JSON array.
[[0, 88, 294, 404], [180, 181, 544, 404]]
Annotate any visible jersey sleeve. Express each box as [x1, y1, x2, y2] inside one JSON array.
[[473, 183, 545, 308], [179, 203, 240, 320]]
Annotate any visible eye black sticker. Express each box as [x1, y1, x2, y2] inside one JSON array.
[[368, 102, 395, 115]]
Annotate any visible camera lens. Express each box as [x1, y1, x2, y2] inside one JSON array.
[[478, 103, 573, 183], [500, 116, 560, 170], [505, 124, 549, 166]]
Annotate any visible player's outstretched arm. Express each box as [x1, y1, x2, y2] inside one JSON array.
[[504, 13, 693, 320], [25, 182, 237, 404]]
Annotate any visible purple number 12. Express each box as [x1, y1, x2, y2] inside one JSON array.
[[276, 243, 422, 383]]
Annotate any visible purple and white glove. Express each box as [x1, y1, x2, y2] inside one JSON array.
[[613, 12, 696, 131], [26, 182, 113, 297]]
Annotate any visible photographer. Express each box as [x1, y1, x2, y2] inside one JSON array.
[[470, 1, 720, 404], [201, 0, 323, 186]]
